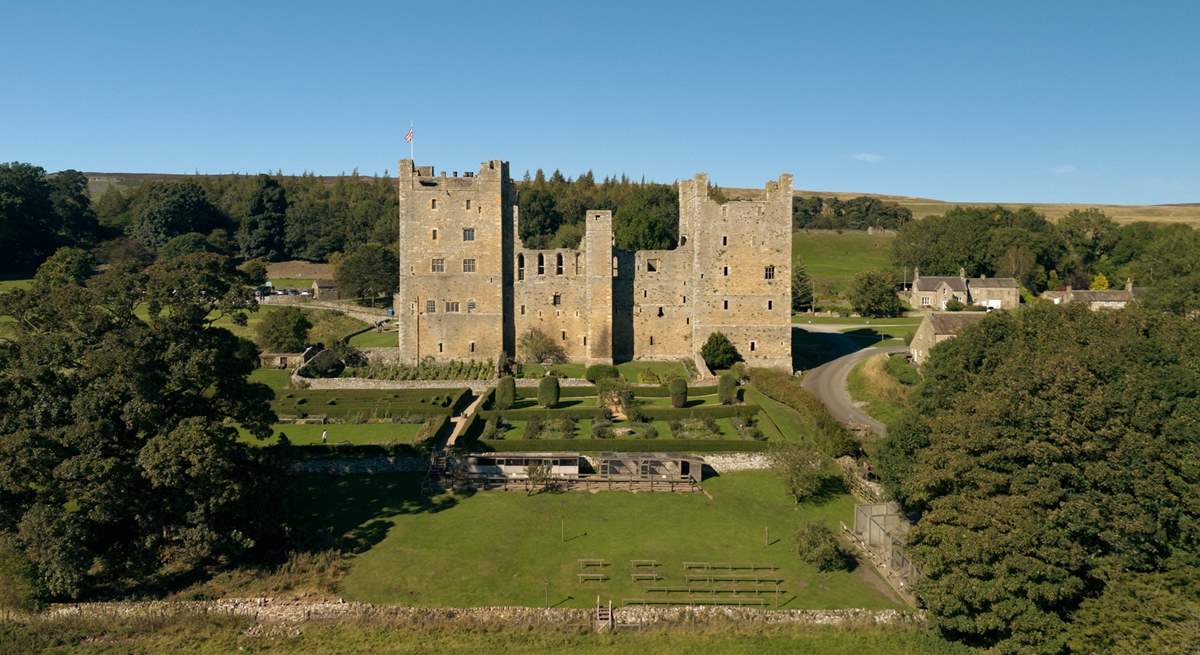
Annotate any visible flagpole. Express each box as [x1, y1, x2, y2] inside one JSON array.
[[409, 121, 414, 162]]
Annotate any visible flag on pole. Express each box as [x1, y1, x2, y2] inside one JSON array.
[[404, 127, 414, 143]]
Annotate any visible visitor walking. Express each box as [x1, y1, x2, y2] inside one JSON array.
[[321, 429, 328, 444]]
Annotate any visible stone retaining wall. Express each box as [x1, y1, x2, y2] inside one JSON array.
[[290, 453, 767, 476], [39, 598, 920, 628]]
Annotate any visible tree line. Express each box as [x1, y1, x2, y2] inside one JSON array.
[[792, 195, 911, 230]]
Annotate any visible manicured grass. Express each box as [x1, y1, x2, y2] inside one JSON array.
[[249, 368, 294, 391], [273, 388, 467, 420], [336, 471, 902, 609], [238, 422, 427, 446], [745, 386, 807, 442], [268, 277, 315, 289], [349, 326, 398, 347], [1, 614, 971, 654], [520, 362, 588, 378], [839, 325, 915, 346]]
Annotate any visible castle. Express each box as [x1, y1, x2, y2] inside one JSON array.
[[394, 159, 794, 370]]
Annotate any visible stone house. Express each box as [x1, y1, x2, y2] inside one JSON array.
[[909, 311, 988, 365], [909, 268, 1019, 311], [1041, 279, 1135, 310], [312, 279, 339, 300], [395, 158, 793, 369]]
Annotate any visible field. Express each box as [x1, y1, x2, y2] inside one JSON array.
[[0, 614, 969, 654], [329, 471, 901, 609], [791, 231, 898, 305]]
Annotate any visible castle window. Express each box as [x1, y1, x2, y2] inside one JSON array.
[[723, 266, 729, 276], [462, 259, 476, 273], [555, 253, 563, 275], [643, 289, 648, 298], [722, 235, 727, 246], [432, 228, 438, 240], [647, 259, 659, 272], [431, 258, 445, 273], [750, 341, 757, 352], [438, 342, 443, 353], [465, 199, 472, 210], [682, 295, 687, 303], [561, 330, 566, 341], [520, 304, 525, 315], [686, 316, 690, 325], [469, 341, 475, 353], [445, 301, 460, 313], [517, 254, 525, 280], [680, 235, 687, 246], [574, 253, 580, 274], [723, 299, 729, 310], [537, 254, 545, 275], [552, 293, 561, 306], [764, 265, 775, 280], [426, 300, 436, 313], [431, 199, 438, 210], [463, 228, 475, 241], [583, 336, 587, 346], [657, 307, 664, 317], [467, 301, 477, 313], [649, 335, 655, 346]]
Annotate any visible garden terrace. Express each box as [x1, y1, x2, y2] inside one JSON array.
[[272, 388, 471, 422]]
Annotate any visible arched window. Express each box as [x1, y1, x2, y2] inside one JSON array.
[[537, 254, 545, 275], [555, 253, 563, 275], [517, 253, 525, 281]]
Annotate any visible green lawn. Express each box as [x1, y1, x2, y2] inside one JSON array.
[[269, 277, 315, 289], [795, 315, 921, 325], [238, 422, 427, 446], [616, 360, 690, 382], [839, 325, 915, 346], [333, 471, 902, 609], [520, 362, 588, 378], [349, 326, 398, 347], [249, 368, 294, 391], [792, 231, 897, 300], [273, 388, 467, 420]]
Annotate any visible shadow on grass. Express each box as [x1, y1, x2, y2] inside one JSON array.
[[792, 327, 869, 371], [841, 328, 899, 345]]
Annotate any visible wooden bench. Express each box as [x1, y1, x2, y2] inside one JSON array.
[[577, 573, 609, 583], [631, 572, 662, 582], [684, 573, 783, 584], [577, 558, 608, 568], [683, 562, 778, 571], [630, 559, 659, 568]]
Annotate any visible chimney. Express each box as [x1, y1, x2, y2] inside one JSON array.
[[914, 267, 920, 280], [958, 267, 966, 279], [1125, 278, 1133, 292]]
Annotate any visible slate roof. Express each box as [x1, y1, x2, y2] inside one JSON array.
[[967, 277, 1019, 289], [928, 311, 988, 335], [313, 279, 337, 289], [914, 276, 967, 292], [1065, 289, 1133, 303]]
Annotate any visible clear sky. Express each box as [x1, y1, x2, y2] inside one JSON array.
[[3, 0, 1197, 204]]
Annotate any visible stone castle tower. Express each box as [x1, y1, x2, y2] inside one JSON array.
[[395, 158, 793, 370]]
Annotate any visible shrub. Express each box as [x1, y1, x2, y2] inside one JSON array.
[[257, 306, 312, 352], [701, 332, 742, 370], [770, 441, 835, 502], [0, 536, 40, 611], [598, 377, 635, 417], [849, 270, 903, 318], [668, 377, 688, 408], [525, 415, 544, 439], [717, 372, 738, 405], [641, 370, 661, 384], [519, 327, 566, 364], [749, 367, 858, 458], [481, 417, 498, 440], [794, 522, 854, 572], [884, 355, 921, 386], [729, 362, 748, 381], [556, 415, 575, 438], [585, 364, 619, 383], [641, 423, 659, 439], [495, 376, 516, 410], [591, 419, 613, 439], [537, 376, 560, 408]]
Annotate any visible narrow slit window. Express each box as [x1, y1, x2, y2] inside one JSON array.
[[520, 304, 525, 315], [537, 254, 545, 275], [469, 341, 476, 353], [767, 300, 773, 310], [723, 266, 729, 276], [649, 335, 655, 346], [465, 199, 472, 210], [431, 199, 438, 210], [657, 307, 664, 317], [561, 331, 566, 341], [431, 228, 438, 240], [723, 299, 729, 310], [750, 341, 757, 352], [438, 342, 443, 352], [722, 235, 727, 246]]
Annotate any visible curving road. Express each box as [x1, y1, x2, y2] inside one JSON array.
[[796, 325, 908, 436]]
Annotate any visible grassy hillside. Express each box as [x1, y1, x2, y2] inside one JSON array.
[[791, 230, 898, 303]]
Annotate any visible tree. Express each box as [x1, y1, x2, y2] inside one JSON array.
[[517, 187, 561, 248], [793, 522, 854, 571], [537, 376, 560, 408], [1133, 224, 1200, 315], [877, 304, 1200, 653], [238, 259, 268, 286], [256, 307, 312, 352], [238, 175, 287, 261], [158, 232, 216, 260], [0, 162, 58, 274], [1090, 272, 1110, 290], [613, 186, 678, 251], [518, 327, 566, 364], [128, 181, 220, 249], [701, 332, 741, 370], [33, 247, 94, 289], [525, 460, 553, 494], [848, 270, 902, 317], [0, 253, 280, 600], [717, 372, 738, 405], [769, 441, 833, 503], [47, 170, 98, 244], [336, 244, 398, 306], [792, 263, 814, 313], [495, 376, 516, 410], [668, 377, 688, 408]]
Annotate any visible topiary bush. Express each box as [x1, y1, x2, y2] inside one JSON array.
[[537, 375, 560, 408], [718, 372, 737, 405], [585, 363, 619, 383], [495, 376, 516, 410], [701, 332, 742, 371], [668, 377, 688, 408]]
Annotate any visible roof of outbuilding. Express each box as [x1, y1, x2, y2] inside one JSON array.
[[914, 276, 967, 292], [967, 277, 1019, 289], [927, 311, 988, 335], [313, 279, 337, 288], [1067, 289, 1134, 302]]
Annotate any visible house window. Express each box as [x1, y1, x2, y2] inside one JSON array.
[[463, 228, 475, 241], [445, 301, 460, 313], [462, 259, 476, 273], [467, 301, 477, 313], [431, 228, 438, 240], [517, 254, 524, 281], [764, 265, 775, 280], [647, 259, 659, 272], [750, 341, 757, 352], [921, 296, 930, 306], [722, 235, 727, 246], [431, 199, 437, 209], [537, 254, 545, 275], [723, 299, 729, 310], [723, 266, 729, 276], [426, 300, 436, 313], [552, 293, 561, 306], [556, 253, 563, 275], [431, 258, 445, 273]]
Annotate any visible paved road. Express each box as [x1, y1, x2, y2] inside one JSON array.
[[799, 330, 908, 436]]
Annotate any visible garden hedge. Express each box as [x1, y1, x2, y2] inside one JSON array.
[[477, 439, 768, 453]]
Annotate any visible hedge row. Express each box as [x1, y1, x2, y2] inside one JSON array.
[[747, 368, 857, 457], [630, 385, 718, 398], [480, 408, 607, 421], [474, 439, 769, 453], [639, 405, 759, 420], [277, 443, 427, 459]]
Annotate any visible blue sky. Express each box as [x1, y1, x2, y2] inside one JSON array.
[[3, 1, 1197, 204]]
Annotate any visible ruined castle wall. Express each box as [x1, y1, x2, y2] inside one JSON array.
[[396, 160, 511, 364], [513, 244, 591, 362], [630, 247, 692, 360]]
